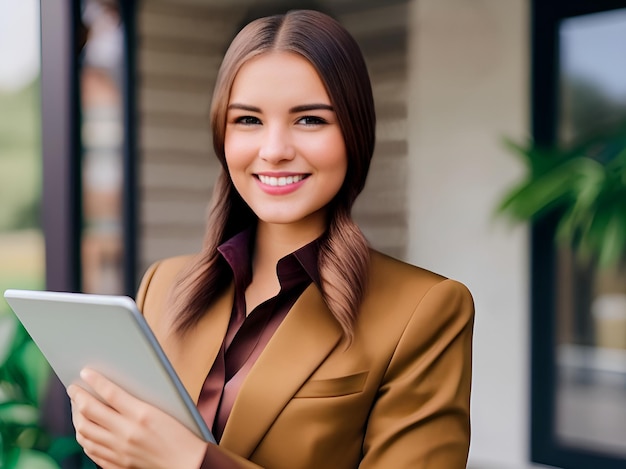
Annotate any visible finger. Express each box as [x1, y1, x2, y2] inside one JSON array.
[[70, 402, 125, 469], [80, 368, 163, 438], [80, 437, 127, 469], [71, 401, 114, 448], [69, 383, 118, 425], [69, 384, 128, 445], [85, 450, 126, 469], [71, 409, 132, 469], [80, 368, 142, 415]]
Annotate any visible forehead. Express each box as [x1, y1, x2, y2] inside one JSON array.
[[228, 51, 331, 104]]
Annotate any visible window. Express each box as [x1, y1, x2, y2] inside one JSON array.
[[531, 1, 626, 467], [41, 0, 136, 296], [0, 0, 44, 299], [555, 8, 626, 458]]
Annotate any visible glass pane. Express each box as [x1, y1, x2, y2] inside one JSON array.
[[0, 1, 44, 296], [0, 0, 48, 464], [79, 0, 126, 294], [556, 8, 626, 457]]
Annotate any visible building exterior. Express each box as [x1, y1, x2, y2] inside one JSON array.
[[41, 1, 626, 468]]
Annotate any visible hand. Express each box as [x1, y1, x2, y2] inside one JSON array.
[[68, 369, 208, 469]]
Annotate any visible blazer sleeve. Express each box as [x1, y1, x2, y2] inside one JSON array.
[[360, 278, 474, 469]]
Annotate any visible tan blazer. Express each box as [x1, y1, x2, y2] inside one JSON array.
[[136, 250, 474, 469]]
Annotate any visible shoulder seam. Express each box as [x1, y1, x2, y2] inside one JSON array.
[[135, 260, 162, 311]]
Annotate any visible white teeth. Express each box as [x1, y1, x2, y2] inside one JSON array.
[[258, 174, 305, 186]]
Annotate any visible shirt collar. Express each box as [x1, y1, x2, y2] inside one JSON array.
[[217, 227, 322, 292]]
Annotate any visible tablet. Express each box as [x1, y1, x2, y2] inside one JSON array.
[[3, 289, 215, 443]]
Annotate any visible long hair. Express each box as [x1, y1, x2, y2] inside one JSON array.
[[170, 10, 376, 340]]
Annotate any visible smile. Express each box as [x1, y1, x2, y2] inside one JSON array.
[[257, 174, 308, 187]]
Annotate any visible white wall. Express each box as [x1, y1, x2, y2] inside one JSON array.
[[406, 1, 538, 467]]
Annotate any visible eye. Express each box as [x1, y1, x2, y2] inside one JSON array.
[[296, 116, 327, 126], [234, 115, 262, 125]]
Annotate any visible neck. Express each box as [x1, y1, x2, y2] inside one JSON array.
[[242, 221, 324, 313], [253, 220, 325, 271]]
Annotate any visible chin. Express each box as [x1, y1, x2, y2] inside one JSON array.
[[253, 208, 328, 230], [255, 214, 303, 225]]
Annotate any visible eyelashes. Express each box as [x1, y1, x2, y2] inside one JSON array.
[[232, 115, 328, 126], [296, 116, 328, 126], [234, 116, 262, 125]]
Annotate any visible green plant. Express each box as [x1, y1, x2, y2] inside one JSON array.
[[0, 311, 85, 469], [497, 126, 626, 268]]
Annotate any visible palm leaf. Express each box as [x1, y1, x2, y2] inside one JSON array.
[[498, 127, 626, 268]]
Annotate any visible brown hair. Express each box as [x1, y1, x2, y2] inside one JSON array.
[[170, 10, 376, 340]]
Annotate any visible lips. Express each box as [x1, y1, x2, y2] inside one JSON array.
[[257, 174, 308, 187], [254, 173, 310, 195]]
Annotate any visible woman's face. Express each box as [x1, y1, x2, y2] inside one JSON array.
[[224, 51, 347, 234]]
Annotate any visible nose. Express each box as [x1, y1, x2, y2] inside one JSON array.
[[258, 124, 296, 164]]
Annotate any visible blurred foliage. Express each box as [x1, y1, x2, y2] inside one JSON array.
[[0, 299, 82, 469], [0, 310, 93, 469], [497, 124, 626, 268]]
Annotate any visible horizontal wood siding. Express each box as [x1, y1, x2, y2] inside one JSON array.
[[339, 1, 409, 259]]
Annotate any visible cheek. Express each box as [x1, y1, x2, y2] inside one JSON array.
[[224, 132, 250, 173], [316, 134, 348, 181]]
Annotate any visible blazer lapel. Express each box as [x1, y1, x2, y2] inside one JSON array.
[[220, 283, 343, 457], [160, 283, 234, 402]]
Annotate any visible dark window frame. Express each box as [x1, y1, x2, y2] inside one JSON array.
[[41, 0, 82, 293], [41, 0, 138, 296], [120, 0, 138, 295], [531, 1, 626, 467]]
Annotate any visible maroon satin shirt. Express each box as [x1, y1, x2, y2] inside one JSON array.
[[198, 228, 321, 466]]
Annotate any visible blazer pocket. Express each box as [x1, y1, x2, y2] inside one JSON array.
[[294, 371, 369, 398]]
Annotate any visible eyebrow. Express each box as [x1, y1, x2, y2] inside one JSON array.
[[227, 103, 334, 113], [227, 103, 261, 113], [289, 104, 334, 113]]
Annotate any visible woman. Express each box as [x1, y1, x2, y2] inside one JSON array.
[[68, 9, 474, 469]]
